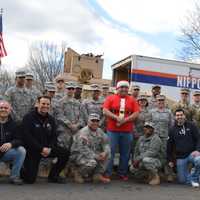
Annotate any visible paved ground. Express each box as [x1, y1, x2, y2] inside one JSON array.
[[0, 178, 200, 200]]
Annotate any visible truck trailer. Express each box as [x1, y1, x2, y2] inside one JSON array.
[[111, 55, 200, 100]]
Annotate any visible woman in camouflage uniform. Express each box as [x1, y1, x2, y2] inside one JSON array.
[[132, 95, 151, 158]]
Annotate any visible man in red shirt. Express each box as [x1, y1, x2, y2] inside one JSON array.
[[103, 80, 139, 180]]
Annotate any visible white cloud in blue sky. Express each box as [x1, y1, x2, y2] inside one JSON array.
[[1, 0, 195, 79]]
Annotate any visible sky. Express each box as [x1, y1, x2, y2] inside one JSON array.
[[0, 0, 196, 79]]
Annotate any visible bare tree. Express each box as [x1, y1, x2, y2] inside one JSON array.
[[26, 41, 66, 88], [0, 65, 14, 95], [179, 2, 200, 61]]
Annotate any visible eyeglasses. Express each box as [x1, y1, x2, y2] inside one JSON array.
[[181, 93, 189, 95], [91, 119, 100, 122], [67, 88, 75, 90]]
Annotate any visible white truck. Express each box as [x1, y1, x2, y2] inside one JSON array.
[[111, 55, 200, 100]]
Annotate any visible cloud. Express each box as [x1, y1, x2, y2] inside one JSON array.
[[2, 0, 101, 43], [96, 0, 194, 34], [75, 20, 161, 79], [1, 0, 166, 79]]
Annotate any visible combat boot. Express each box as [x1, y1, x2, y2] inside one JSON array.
[[148, 173, 160, 185], [93, 174, 111, 183], [74, 170, 84, 184], [166, 174, 175, 182]]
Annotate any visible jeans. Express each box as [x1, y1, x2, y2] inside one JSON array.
[[176, 154, 200, 184], [0, 147, 26, 178], [106, 131, 133, 176]]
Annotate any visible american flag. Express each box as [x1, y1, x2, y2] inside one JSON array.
[[0, 10, 7, 58]]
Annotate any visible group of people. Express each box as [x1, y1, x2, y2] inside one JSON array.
[[0, 69, 200, 188]]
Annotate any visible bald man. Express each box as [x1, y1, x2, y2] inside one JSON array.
[[0, 101, 26, 185]]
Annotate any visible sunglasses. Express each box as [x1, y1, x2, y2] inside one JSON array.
[[144, 126, 153, 129], [119, 86, 128, 89], [91, 119, 100, 122], [67, 88, 75, 90]]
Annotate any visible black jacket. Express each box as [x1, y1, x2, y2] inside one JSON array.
[[22, 109, 57, 154], [0, 116, 23, 158], [167, 121, 200, 161]]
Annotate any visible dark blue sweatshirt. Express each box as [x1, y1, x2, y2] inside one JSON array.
[[167, 121, 200, 161]]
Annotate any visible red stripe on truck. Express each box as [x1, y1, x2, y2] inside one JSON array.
[[131, 69, 177, 79]]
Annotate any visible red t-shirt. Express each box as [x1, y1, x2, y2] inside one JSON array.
[[103, 94, 139, 132]]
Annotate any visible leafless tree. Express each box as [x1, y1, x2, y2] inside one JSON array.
[[179, 2, 200, 61], [26, 41, 67, 88], [0, 65, 14, 95]]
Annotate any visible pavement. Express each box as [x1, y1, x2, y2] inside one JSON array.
[[0, 177, 200, 200]]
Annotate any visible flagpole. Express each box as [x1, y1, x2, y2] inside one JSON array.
[[0, 8, 3, 67]]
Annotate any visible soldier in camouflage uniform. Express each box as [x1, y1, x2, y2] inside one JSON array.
[[131, 85, 140, 100], [70, 113, 111, 183], [5, 69, 34, 124], [99, 84, 109, 102], [44, 84, 59, 118], [131, 95, 151, 159], [56, 82, 84, 151], [130, 122, 164, 185], [149, 95, 174, 155], [192, 91, 200, 128], [148, 85, 161, 109], [172, 88, 195, 121], [74, 83, 83, 103], [81, 84, 105, 129], [54, 75, 66, 101], [25, 72, 42, 102], [43, 81, 54, 95], [134, 95, 151, 138]]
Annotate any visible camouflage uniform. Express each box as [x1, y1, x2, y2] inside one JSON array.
[[44, 84, 58, 117], [5, 86, 34, 123], [49, 97, 60, 118], [54, 90, 66, 101], [81, 99, 104, 124], [130, 132, 164, 180], [25, 72, 42, 102], [54, 74, 66, 101], [81, 85, 104, 129], [0, 95, 4, 101], [56, 95, 84, 150], [27, 86, 42, 102], [148, 85, 161, 109], [131, 95, 150, 159], [192, 103, 200, 128], [70, 125, 111, 178], [149, 107, 173, 154], [135, 107, 151, 137], [148, 96, 157, 110], [99, 84, 109, 102], [99, 95, 106, 103]]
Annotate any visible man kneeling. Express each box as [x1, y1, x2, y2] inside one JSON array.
[[21, 96, 69, 184], [130, 122, 164, 185], [0, 100, 26, 185], [70, 113, 111, 183]]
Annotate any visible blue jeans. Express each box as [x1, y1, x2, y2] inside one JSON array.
[[0, 147, 26, 178], [106, 131, 133, 176], [176, 154, 200, 184]]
